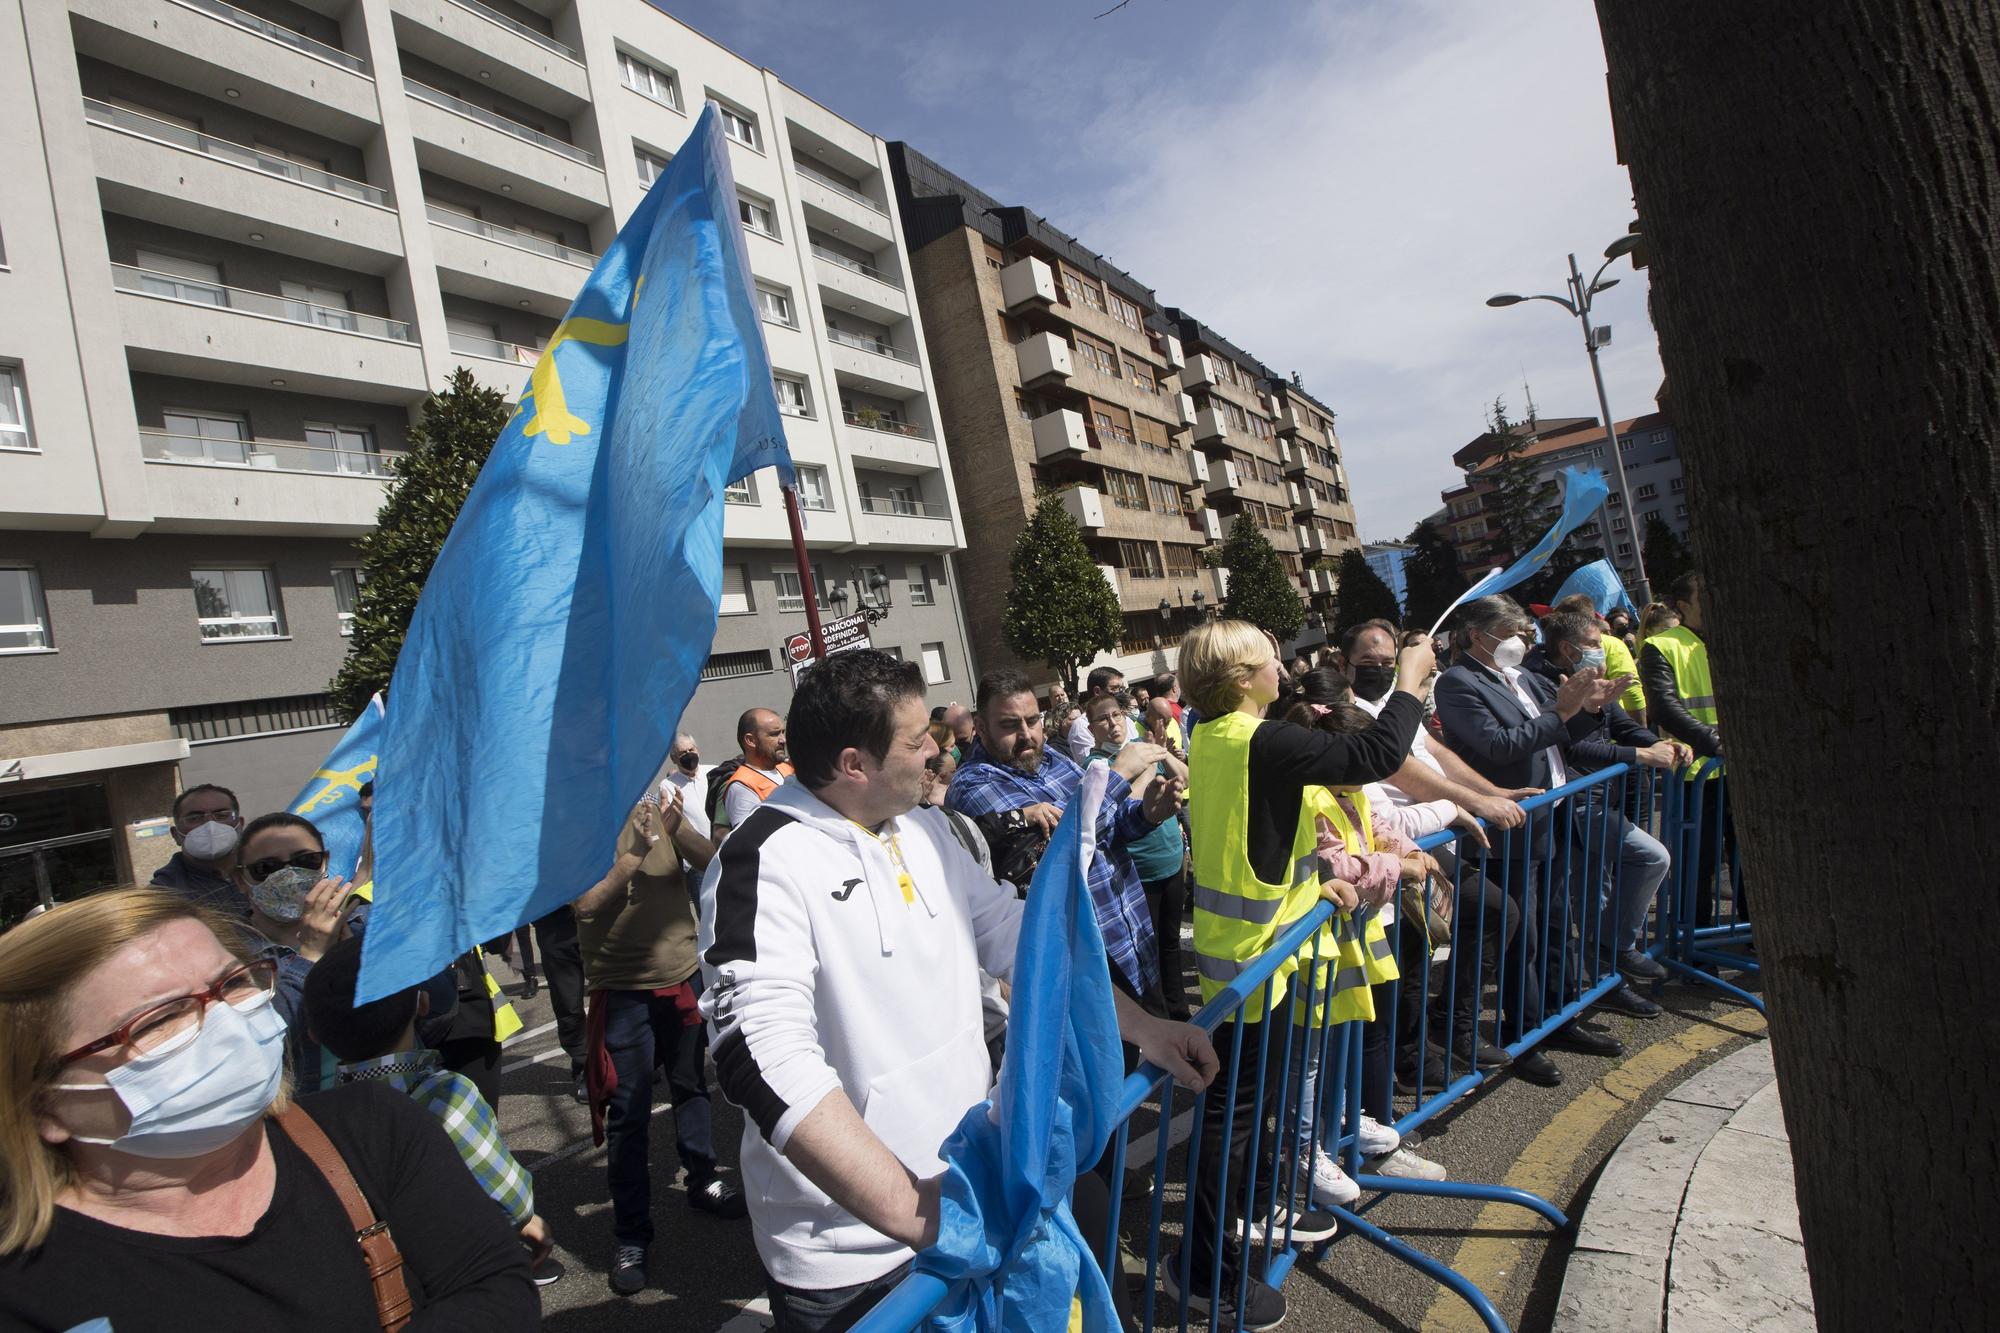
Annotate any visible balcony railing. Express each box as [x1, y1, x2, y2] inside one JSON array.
[[112, 264, 415, 341], [84, 99, 389, 205], [810, 244, 904, 291], [826, 327, 919, 365], [794, 160, 887, 215], [443, 0, 579, 61], [449, 332, 542, 364], [426, 204, 596, 267], [173, 0, 367, 71], [404, 79, 599, 166], [859, 496, 950, 519], [141, 430, 404, 478], [843, 412, 933, 441]]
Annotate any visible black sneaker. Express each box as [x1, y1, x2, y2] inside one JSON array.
[[1394, 1046, 1450, 1093], [689, 1174, 749, 1219], [530, 1257, 565, 1288], [1618, 948, 1668, 982], [571, 1063, 589, 1106], [1162, 1256, 1287, 1330], [1511, 1049, 1563, 1086], [1442, 1031, 1513, 1070], [609, 1244, 646, 1295], [1547, 1020, 1624, 1057], [1596, 982, 1661, 1019], [1230, 1203, 1339, 1245]]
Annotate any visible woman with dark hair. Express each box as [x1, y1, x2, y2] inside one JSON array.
[[232, 812, 350, 1092]]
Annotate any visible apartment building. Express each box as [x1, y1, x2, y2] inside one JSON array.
[[1362, 542, 1414, 615], [887, 146, 1360, 690], [0, 0, 972, 914]]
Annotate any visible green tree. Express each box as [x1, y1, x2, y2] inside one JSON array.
[[1219, 514, 1304, 642], [1004, 490, 1122, 694], [1331, 547, 1402, 633], [1482, 396, 1558, 562], [1642, 515, 1693, 596], [330, 369, 510, 720], [1402, 517, 1466, 629]]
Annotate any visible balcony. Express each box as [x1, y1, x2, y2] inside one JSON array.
[[838, 412, 940, 474], [1205, 459, 1241, 501], [70, 0, 378, 140], [810, 245, 911, 323], [1016, 332, 1074, 389], [448, 333, 540, 394], [1168, 391, 1197, 434], [853, 495, 956, 548], [1191, 507, 1222, 542], [1184, 449, 1210, 487], [1182, 352, 1217, 389], [84, 100, 401, 270], [139, 432, 402, 536], [826, 328, 925, 398], [389, 0, 589, 110], [1298, 526, 1329, 556], [1294, 488, 1325, 518], [1308, 567, 1334, 595], [1279, 401, 1307, 434], [427, 204, 596, 310], [1032, 408, 1088, 463], [1058, 486, 1105, 532], [1280, 440, 1308, 476], [1148, 330, 1185, 371], [112, 264, 426, 398], [793, 160, 895, 244], [1193, 404, 1230, 448], [1000, 257, 1058, 314], [403, 79, 607, 217]]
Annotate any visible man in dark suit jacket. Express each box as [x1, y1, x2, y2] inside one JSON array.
[[1433, 596, 1628, 1087]]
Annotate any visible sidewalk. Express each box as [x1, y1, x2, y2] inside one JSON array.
[[1554, 1039, 1814, 1332]]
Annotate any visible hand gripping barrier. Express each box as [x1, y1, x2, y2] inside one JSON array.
[[858, 760, 1757, 1331]]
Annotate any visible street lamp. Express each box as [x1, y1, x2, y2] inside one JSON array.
[[1487, 232, 1653, 604], [854, 571, 893, 625]]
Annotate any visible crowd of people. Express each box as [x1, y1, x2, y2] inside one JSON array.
[[0, 571, 1725, 1331]]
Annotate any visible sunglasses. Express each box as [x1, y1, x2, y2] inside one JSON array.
[[244, 849, 329, 881]]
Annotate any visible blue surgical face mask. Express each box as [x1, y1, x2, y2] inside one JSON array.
[[55, 991, 286, 1159], [1579, 647, 1607, 672]]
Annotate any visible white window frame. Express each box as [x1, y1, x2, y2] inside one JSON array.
[[738, 194, 779, 239], [719, 563, 752, 615], [712, 100, 761, 151], [907, 562, 934, 606], [724, 473, 759, 505], [0, 365, 32, 451], [920, 641, 949, 685], [795, 464, 833, 511], [0, 565, 52, 652], [158, 408, 250, 466], [635, 145, 671, 187], [773, 563, 828, 614], [305, 421, 381, 475], [756, 282, 796, 327], [191, 567, 286, 643], [279, 280, 357, 332], [618, 51, 682, 111], [773, 372, 813, 418], [135, 250, 225, 306], [332, 565, 363, 636]]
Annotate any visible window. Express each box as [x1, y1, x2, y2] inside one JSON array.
[[756, 283, 795, 327], [906, 562, 934, 606], [1117, 540, 1163, 578], [135, 250, 224, 305], [618, 51, 681, 109], [1163, 544, 1199, 578], [1643, 509, 1662, 526], [1650, 429, 1669, 444], [1059, 264, 1105, 312], [1676, 502, 1688, 518], [701, 648, 773, 681], [1092, 405, 1134, 447], [1670, 476, 1685, 492], [796, 464, 832, 511], [1611, 514, 1628, 530], [773, 373, 812, 417], [773, 564, 828, 613], [1635, 482, 1658, 500], [0, 566, 51, 651], [0, 366, 30, 450], [1149, 477, 1185, 515], [719, 564, 752, 615], [1617, 542, 1633, 557], [636, 146, 670, 187], [1072, 332, 1118, 377], [159, 410, 249, 465], [1107, 291, 1143, 331], [738, 194, 779, 238], [1124, 359, 1157, 394], [279, 281, 357, 332], [920, 641, 949, 685], [191, 568, 284, 641], [332, 566, 362, 636], [715, 103, 760, 150], [1619, 435, 1636, 451], [304, 422, 380, 475], [1103, 468, 1146, 511]]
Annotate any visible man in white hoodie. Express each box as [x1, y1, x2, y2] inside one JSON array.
[[699, 649, 1217, 1332]]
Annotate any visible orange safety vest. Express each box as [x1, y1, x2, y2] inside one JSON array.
[[720, 761, 793, 808]]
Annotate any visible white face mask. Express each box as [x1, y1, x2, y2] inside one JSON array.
[[1485, 631, 1527, 671], [55, 992, 286, 1159], [182, 820, 239, 862]]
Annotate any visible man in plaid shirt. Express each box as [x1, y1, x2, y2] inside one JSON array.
[[946, 667, 1186, 1009], [303, 936, 555, 1282]]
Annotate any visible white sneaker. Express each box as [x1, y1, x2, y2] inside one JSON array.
[[1373, 1145, 1447, 1182], [1355, 1114, 1401, 1158], [1309, 1147, 1361, 1206], [1232, 1202, 1340, 1245]]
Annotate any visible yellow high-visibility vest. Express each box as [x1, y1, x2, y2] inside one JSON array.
[[1644, 625, 1720, 778], [350, 880, 522, 1042], [1294, 787, 1398, 1027]]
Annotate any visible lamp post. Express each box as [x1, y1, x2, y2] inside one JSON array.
[[1487, 232, 1653, 605]]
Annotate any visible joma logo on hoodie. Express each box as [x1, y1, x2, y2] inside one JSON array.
[[832, 878, 861, 902]]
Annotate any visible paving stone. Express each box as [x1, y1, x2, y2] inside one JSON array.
[[1668, 1226, 1814, 1333], [1574, 1098, 1732, 1260], [1681, 1125, 1804, 1244], [1724, 1078, 1790, 1143], [1664, 1041, 1774, 1111], [1552, 1248, 1665, 1333]]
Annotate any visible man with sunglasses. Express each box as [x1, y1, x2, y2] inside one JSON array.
[[151, 784, 249, 918]]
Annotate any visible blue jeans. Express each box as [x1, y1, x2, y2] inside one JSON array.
[[603, 987, 716, 1247], [1573, 788, 1673, 954], [768, 1262, 913, 1333]]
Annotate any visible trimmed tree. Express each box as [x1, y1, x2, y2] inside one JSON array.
[[1331, 547, 1402, 633], [1641, 514, 1692, 596], [330, 369, 511, 720], [1219, 514, 1304, 642], [1402, 517, 1466, 629], [1004, 490, 1122, 694]]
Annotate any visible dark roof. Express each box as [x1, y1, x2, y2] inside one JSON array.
[[1452, 416, 1598, 470], [1464, 412, 1673, 475]]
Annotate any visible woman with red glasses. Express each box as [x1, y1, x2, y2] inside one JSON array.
[[230, 812, 352, 1093], [0, 888, 535, 1329]]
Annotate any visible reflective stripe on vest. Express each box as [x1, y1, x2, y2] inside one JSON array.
[[1644, 625, 1721, 777], [1307, 788, 1401, 992]]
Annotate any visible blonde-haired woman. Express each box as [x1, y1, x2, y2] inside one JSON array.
[[0, 889, 535, 1329], [1165, 618, 1434, 1328]]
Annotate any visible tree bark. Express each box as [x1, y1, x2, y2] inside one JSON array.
[[1594, 3, 2000, 1324]]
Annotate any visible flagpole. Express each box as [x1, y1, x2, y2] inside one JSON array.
[[782, 484, 826, 657]]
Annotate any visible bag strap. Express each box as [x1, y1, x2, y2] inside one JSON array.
[[276, 1103, 414, 1331]]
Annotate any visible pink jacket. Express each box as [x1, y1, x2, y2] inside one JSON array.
[[1315, 791, 1418, 898]]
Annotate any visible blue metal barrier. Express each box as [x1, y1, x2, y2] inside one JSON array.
[[858, 759, 1755, 1331]]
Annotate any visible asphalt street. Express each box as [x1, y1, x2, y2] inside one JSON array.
[[491, 951, 1765, 1331]]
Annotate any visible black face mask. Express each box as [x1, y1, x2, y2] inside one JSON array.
[[1351, 664, 1398, 701]]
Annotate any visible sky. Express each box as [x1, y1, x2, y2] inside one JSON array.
[[655, 0, 1663, 541]]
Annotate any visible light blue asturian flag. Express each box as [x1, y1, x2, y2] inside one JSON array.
[[356, 106, 789, 1002], [916, 764, 1126, 1332], [1552, 558, 1638, 618], [288, 692, 384, 880], [1428, 465, 1612, 634]]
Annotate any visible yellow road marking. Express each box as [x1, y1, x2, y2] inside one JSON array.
[[1419, 1009, 1769, 1331]]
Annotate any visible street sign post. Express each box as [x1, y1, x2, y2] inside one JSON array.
[[786, 612, 872, 684]]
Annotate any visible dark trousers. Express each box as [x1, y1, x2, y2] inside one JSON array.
[[1360, 915, 1430, 1121], [1142, 867, 1191, 1020], [1429, 848, 1520, 1049], [603, 988, 717, 1247], [531, 906, 587, 1069], [1184, 1006, 1297, 1280], [768, 1262, 913, 1333], [1689, 780, 1743, 928], [1493, 850, 1581, 1044], [437, 1036, 502, 1110]]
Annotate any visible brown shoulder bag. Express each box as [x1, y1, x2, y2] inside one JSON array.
[[276, 1102, 414, 1330]]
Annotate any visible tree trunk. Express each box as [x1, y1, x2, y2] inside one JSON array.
[[1594, 3, 2000, 1323]]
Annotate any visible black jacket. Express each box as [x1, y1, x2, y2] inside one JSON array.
[[1638, 641, 1722, 758], [1524, 646, 1660, 775], [1434, 657, 1597, 863]]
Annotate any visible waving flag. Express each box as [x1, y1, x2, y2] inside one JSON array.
[[917, 763, 1125, 1332], [289, 693, 383, 879], [357, 106, 789, 1001], [1428, 465, 1611, 634], [1552, 558, 1638, 618]]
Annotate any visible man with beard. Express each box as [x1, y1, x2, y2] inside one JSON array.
[[946, 667, 1184, 1014]]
